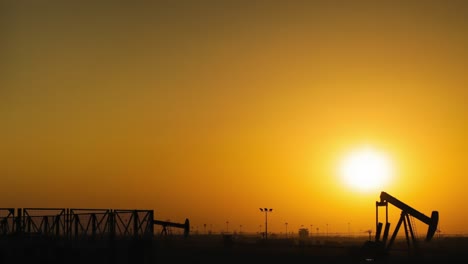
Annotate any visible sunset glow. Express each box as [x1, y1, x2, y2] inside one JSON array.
[[339, 147, 393, 192], [2, 1, 467, 236]]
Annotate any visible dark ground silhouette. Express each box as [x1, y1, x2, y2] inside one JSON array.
[[1, 234, 467, 264]]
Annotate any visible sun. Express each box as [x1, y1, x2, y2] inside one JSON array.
[[339, 146, 393, 192]]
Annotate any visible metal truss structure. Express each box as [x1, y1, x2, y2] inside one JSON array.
[[0, 208, 155, 240]]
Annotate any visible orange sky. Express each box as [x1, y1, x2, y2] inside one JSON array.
[[1, 1, 467, 236]]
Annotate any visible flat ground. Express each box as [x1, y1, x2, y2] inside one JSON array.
[[1, 234, 467, 264]]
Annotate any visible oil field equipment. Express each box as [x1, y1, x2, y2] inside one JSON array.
[[0, 208, 190, 240], [360, 191, 439, 260]]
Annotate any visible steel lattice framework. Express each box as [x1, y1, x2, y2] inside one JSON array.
[[0, 208, 155, 240]]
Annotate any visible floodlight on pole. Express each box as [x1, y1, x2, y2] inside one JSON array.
[[259, 208, 273, 240]]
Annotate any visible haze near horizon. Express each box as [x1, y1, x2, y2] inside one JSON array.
[[1, 1, 466, 236]]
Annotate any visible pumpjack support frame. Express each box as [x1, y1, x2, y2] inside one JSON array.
[[374, 192, 439, 254]]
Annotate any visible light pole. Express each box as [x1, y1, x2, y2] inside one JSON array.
[[259, 208, 273, 240], [285, 222, 288, 237]]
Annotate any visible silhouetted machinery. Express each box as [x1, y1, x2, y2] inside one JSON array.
[[0, 208, 190, 239], [153, 218, 190, 238], [361, 191, 439, 260]]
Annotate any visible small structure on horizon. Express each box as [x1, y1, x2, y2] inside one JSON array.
[[298, 227, 309, 238]]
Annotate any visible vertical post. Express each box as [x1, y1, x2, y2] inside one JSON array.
[[91, 213, 97, 239], [43, 216, 49, 235], [109, 210, 115, 240], [375, 201, 378, 236], [259, 208, 273, 240], [74, 214, 79, 239], [148, 210, 154, 238], [133, 210, 139, 239], [386, 203, 388, 224], [108, 210, 116, 264], [55, 215, 60, 236], [375, 222, 383, 241], [66, 209, 69, 239], [27, 216, 31, 233], [382, 222, 391, 244], [376, 200, 388, 240], [15, 208, 22, 235]]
